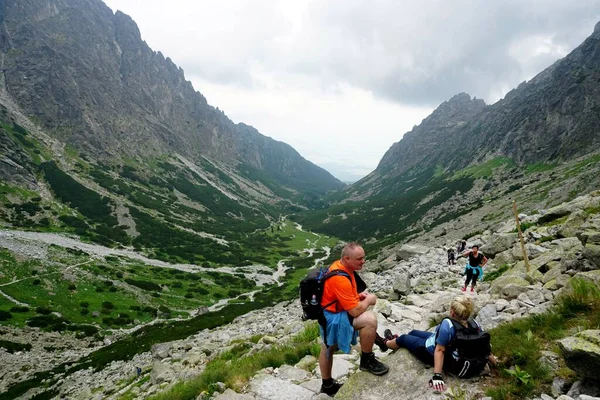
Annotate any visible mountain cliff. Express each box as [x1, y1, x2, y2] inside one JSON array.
[[0, 0, 342, 194], [295, 22, 600, 248], [0, 0, 344, 263]]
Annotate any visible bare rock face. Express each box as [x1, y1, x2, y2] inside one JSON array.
[[0, 0, 343, 195], [558, 330, 600, 381]]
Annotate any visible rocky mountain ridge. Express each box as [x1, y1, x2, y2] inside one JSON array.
[[292, 20, 600, 250], [359, 20, 600, 195], [0, 0, 342, 203]]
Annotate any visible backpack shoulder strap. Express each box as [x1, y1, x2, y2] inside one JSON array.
[[321, 270, 352, 311], [323, 269, 351, 280], [435, 317, 454, 341]]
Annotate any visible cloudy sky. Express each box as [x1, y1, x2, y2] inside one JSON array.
[[103, 0, 600, 182]]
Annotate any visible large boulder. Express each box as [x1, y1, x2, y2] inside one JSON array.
[[557, 210, 588, 238], [392, 273, 412, 296], [490, 274, 530, 299], [335, 348, 486, 400], [493, 249, 517, 266], [396, 244, 430, 261], [558, 330, 600, 381], [247, 374, 317, 399], [481, 233, 517, 258], [583, 244, 600, 268], [572, 270, 600, 289], [538, 204, 573, 224]]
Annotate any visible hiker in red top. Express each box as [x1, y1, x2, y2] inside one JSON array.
[[318, 242, 389, 396]]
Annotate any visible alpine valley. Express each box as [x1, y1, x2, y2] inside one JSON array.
[[1, 1, 600, 399]]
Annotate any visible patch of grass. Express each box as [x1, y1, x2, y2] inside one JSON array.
[[147, 322, 320, 400], [511, 222, 536, 233], [462, 230, 483, 241], [484, 278, 600, 399], [584, 205, 600, 215], [451, 157, 515, 180], [525, 162, 557, 174], [563, 153, 600, 179], [542, 215, 569, 227], [483, 264, 510, 282]]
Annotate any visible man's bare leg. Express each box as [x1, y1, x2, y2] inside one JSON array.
[[352, 311, 377, 352], [318, 343, 337, 379]]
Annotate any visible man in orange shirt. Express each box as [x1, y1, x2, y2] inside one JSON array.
[[318, 242, 389, 396]]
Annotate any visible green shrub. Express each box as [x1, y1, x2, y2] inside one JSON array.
[[483, 264, 510, 282], [158, 306, 171, 314], [0, 310, 13, 321], [125, 278, 162, 291], [80, 302, 89, 308], [35, 306, 52, 315], [32, 279, 41, 285], [0, 339, 32, 353], [9, 306, 29, 313]]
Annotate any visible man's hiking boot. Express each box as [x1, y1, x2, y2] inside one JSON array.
[[320, 381, 342, 396], [359, 352, 389, 375], [384, 328, 398, 341], [374, 332, 388, 352]]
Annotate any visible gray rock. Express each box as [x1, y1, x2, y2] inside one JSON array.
[[248, 374, 315, 399], [552, 377, 567, 397], [558, 210, 589, 238], [475, 304, 497, 329], [277, 365, 310, 382], [558, 330, 600, 380], [214, 389, 255, 399], [481, 233, 517, 257], [396, 244, 430, 261], [392, 273, 412, 296], [538, 204, 573, 224]]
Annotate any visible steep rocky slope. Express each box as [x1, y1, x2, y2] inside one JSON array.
[[0, 0, 342, 197], [296, 21, 600, 249]]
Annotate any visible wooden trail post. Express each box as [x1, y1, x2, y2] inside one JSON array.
[[513, 200, 530, 273]]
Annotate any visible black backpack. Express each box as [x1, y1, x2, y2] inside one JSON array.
[[299, 267, 350, 321], [438, 317, 491, 378], [299, 267, 369, 347]]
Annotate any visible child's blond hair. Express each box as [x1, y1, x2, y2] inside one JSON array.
[[450, 296, 474, 321]]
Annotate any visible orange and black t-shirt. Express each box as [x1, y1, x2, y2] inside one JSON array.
[[321, 260, 359, 312]]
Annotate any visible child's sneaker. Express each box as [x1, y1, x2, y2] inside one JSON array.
[[384, 329, 398, 341], [461, 287, 466, 292], [374, 333, 388, 352], [470, 287, 475, 292]]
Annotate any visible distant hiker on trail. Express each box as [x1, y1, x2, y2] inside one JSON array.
[[461, 245, 487, 292], [457, 240, 467, 253], [380, 296, 497, 393], [318, 242, 389, 396], [447, 248, 456, 265]]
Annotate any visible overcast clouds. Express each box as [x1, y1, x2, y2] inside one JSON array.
[[103, 0, 600, 182]]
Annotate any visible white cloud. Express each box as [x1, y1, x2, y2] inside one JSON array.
[[102, 0, 600, 181]]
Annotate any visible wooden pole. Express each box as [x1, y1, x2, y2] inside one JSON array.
[[513, 200, 530, 273]]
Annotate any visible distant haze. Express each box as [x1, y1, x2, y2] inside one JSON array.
[[103, 0, 600, 182]]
